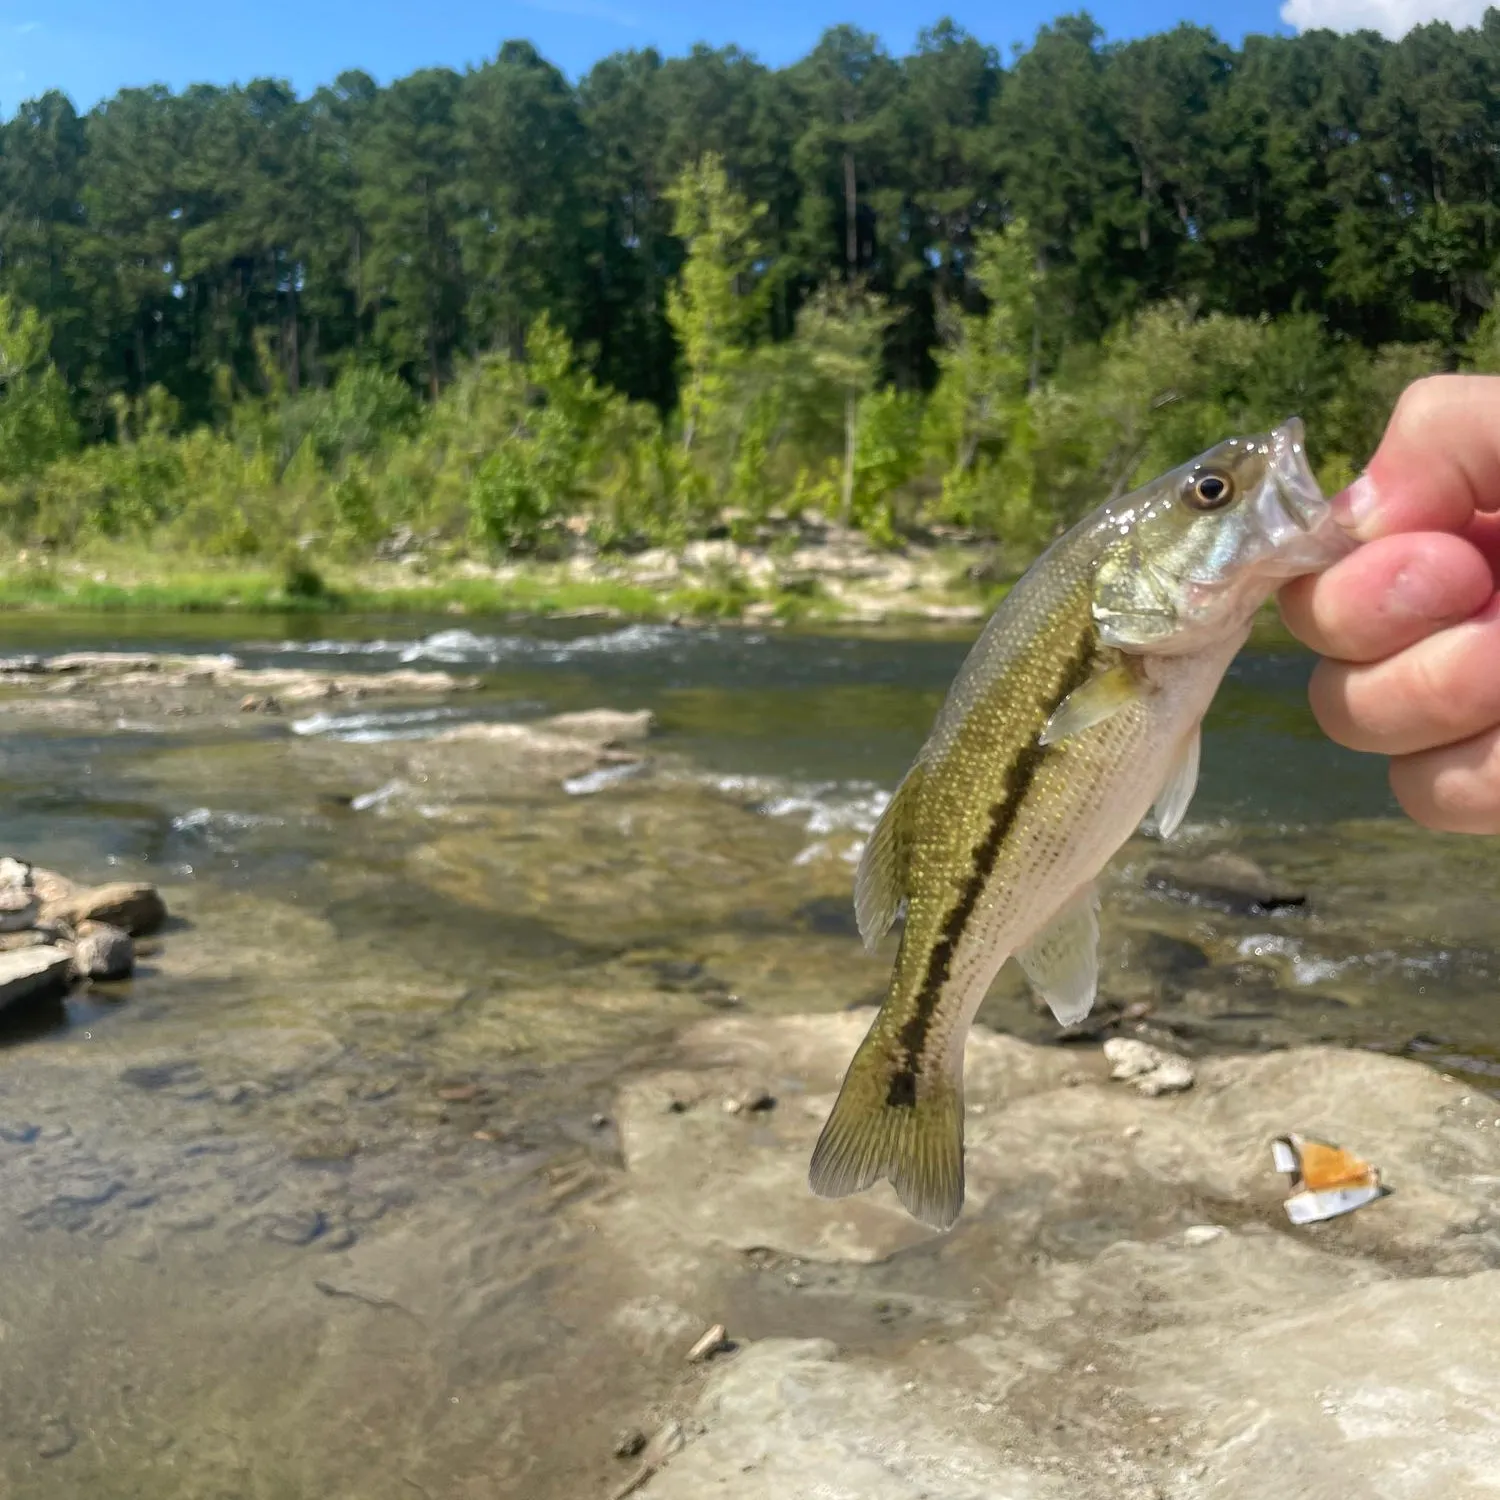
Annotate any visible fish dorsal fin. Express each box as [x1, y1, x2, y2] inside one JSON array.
[[854, 762, 924, 951], [1016, 884, 1101, 1028], [1038, 663, 1140, 747], [1152, 726, 1201, 840]]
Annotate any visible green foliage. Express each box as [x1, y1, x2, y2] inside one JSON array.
[[794, 278, 899, 524], [925, 221, 1038, 524], [0, 295, 78, 480], [1, 18, 1488, 569], [666, 153, 769, 455]]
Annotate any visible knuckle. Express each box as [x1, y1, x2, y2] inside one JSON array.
[[1393, 374, 1461, 432], [1391, 736, 1500, 834], [1306, 663, 1363, 748]]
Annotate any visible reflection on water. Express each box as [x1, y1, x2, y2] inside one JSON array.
[[0, 611, 1490, 1497]]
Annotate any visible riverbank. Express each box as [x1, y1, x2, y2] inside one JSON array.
[[0, 536, 1320, 655], [0, 531, 998, 624]]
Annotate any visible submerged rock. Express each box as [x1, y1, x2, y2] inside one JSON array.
[[1144, 851, 1308, 916], [537, 708, 655, 746]]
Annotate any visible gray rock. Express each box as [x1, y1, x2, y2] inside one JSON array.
[[43, 881, 166, 937], [72, 922, 134, 981], [0, 885, 39, 933], [26, 867, 80, 905], [1103, 1037, 1196, 1095], [0, 947, 73, 1013]]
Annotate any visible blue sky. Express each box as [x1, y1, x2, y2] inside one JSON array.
[[0, 0, 1475, 113]]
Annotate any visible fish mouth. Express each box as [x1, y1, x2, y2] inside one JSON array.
[[1269, 418, 1320, 533], [1261, 417, 1356, 573]]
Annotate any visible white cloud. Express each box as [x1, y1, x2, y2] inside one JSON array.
[[1281, 0, 1490, 39]]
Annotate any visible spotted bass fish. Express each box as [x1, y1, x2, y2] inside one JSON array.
[[809, 419, 1351, 1230]]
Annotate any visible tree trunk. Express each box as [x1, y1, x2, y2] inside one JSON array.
[[840, 388, 857, 526], [1028, 250, 1046, 394], [352, 226, 364, 346], [843, 147, 858, 278], [286, 276, 301, 395]]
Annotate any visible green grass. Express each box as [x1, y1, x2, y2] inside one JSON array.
[[0, 559, 849, 623], [0, 555, 1308, 644]]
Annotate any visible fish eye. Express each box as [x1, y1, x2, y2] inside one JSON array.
[[1186, 470, 1236, 511]]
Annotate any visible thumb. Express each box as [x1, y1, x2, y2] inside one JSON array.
[[1333, 374, 1500, 542]]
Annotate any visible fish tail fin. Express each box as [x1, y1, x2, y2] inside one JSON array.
[[808, 1035, 965, 1231]]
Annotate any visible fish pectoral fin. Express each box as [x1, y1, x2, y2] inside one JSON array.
[[1016, 885, 1100, 1028], [1151, 726, 1201, 840], [1038, 663, 1140, 747], [808, 1027, 965, 1231], [854, 762, 924, 950], [1094, 608, 1178, 649]]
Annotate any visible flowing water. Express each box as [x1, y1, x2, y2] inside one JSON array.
[[0, 613, 1496, 1497]]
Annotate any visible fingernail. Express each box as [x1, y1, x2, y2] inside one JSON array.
[[1330, 473, 1381, 537]]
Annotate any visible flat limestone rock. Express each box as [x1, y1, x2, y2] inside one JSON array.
[[534, 708, 655, 746], [607, 1012, 1500, 1500], [1, 651, 477, 702], [611, 1012, 1500, 1272], [609, 1012, 1095, 1265], [1137, 1270, 1500, 1499], [644, 1339, 1067, 1500], [0, 947, 72, 1013]]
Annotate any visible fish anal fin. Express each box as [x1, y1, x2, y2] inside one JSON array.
[[808, 1028, 964, 1231], [1016, 885, 1100, 1028], [1039, 663, 1141, 747], [1152, 726, 1201, 840], [854, 763, 924, 951]]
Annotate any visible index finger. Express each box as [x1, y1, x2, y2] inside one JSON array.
[[1334, 375, 1500, 542]]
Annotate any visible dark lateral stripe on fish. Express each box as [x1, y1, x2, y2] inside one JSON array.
[[886, 628, 1098, 1108]]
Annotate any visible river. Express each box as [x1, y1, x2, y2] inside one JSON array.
[[0, 613, 1495, 1497]]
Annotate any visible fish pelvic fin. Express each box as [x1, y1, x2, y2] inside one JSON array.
[[808, 1032, 964, 1231], [854, 762, 924, 951]]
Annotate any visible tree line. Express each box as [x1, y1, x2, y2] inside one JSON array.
[[3, 13, 1500, 558]]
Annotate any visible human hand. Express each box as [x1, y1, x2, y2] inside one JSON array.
[[1278, 375, 1500, 833]]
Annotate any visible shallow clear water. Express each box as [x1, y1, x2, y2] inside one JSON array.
[[0, 610, 1395, 819]]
